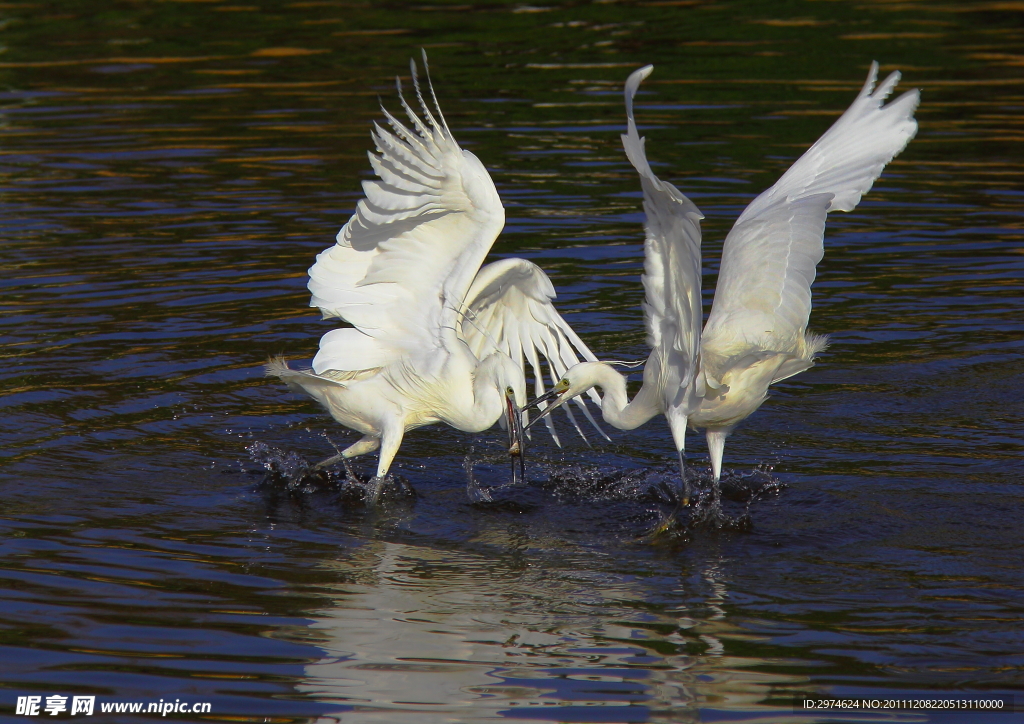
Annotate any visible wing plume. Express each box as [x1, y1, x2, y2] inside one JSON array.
[[307, 56, 505, 375], [459, 258, 607, 443], [702, 61, 919, 362]]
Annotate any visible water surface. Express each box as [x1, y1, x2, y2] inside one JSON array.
[[2, 1, 1023, 722]]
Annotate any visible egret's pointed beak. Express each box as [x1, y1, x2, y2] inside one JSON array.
[[522, 387, 568, 431], [505, 390, 526, 485]]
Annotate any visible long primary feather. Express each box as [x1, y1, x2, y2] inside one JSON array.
[[306, 58, 505, 374], [459, 257, 607, 443], [702, 62, 919, 364]]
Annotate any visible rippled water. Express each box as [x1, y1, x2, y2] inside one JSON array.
[[2, 1, 1023, 722]]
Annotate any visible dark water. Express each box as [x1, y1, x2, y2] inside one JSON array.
[[2, 1, 1023, 722]]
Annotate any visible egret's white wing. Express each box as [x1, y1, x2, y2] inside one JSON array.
[[308, 55, 505, 374], [621, 65, 705, 414], [459, 257, 607, 444], [702, 62, 919, 368]]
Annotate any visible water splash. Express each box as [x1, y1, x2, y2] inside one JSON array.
[[246, 441, 414, 504], [642, 464, 786, 543], [543, 462, 683, 504], [542, 461, 783, 505]]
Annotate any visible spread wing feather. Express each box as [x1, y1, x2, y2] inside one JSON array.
[[459, 258, 607, 444], [702, 62, 919, 363], [307, 54, 505, 374]]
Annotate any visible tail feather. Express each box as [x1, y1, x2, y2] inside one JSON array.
[[770, 333, 830, 384], [804, 332, 830, 360], [264, 356, 293, 379], [265, 356, 348, 397]]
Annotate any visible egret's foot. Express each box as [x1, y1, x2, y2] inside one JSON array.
[[688, 478, 725, 527], [650, 510, 682, 538], [364, 475, 388, 507], [648, 484, 692, 538], [644, 505, 690, 544], [676, 459, 693, 508], [644, 482, 752, 543], [361, 474, 415, 507]]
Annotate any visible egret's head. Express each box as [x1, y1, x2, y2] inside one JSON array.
[[487, 353, 527, 411], [521, 362, 604, 429]]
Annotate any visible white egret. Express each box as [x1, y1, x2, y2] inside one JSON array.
[[268, 53, 602, 505], [529, 62, 919, 508]]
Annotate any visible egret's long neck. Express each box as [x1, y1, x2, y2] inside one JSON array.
[[438, 350, 504, 433], [473, 353, 505, 424], [586, 363, 660, 431]]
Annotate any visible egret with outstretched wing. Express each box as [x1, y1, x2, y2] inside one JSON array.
[[268, 53, 602, 504], [528, 62, 919, 507]]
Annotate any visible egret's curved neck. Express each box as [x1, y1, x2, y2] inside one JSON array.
[[587, 363, 660, 431], [438, 350, 504, 434]]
